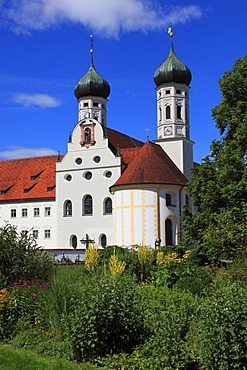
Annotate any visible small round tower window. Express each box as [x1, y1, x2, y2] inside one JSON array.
[[84, 172, 92, 180], [93, 156, 101, 163], [65, 174, 72, 181], [75, 157, 82, 165], [105, 171, 112, 178]]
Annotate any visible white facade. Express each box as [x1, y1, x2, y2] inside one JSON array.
[[56, 116, 121, 251], [0, 200, 56, 249]]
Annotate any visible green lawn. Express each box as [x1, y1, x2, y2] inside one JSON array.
[[0, 344, 101, 370]]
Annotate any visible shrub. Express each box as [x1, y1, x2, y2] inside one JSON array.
[[64, 273, 146, 362], [97, 285, 200, 369], [0, 223, 54, 286], [195, 283, 247, 370]]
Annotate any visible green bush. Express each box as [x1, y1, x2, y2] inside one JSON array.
[[195, 283, 247, 370], [64, 273, 146, 362], [0, 223, 54, 286], [97, 285, 200, 369]]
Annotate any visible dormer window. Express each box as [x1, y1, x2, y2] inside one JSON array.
[[30, 171, 43, 180], [47, 185, 55, 192], [24, 183, 36, 193]]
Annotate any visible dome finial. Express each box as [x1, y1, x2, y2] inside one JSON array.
[[89, 34, 94, 65], [167, 24, 174, 49], [167, 24, 174, 38]]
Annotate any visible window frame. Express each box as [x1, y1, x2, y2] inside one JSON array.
[[34, 207, 40, 217], [64, 200, 72, 217], [22, 208, 28, 217], [83, 194, 93, 215], [104, 197, 113, 215]]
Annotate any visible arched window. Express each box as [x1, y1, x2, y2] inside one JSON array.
[[104, 197, 112, 214], [177, 106, 182, 119], [165, 218, 174, 246], [70, 235, 77, 248], [64, 200, 72, 217], [159, 106, 162, 121], [166, 106, 171, 120], [100, 234, 107, 248], [84, 128, 91, 142], [83, 195, 93, 215]]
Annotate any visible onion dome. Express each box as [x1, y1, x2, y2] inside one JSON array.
[[74, 40, 110, 100], [154, 40, 192, 87]]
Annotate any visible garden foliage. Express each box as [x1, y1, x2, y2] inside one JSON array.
[[0, 223, 54, 286]]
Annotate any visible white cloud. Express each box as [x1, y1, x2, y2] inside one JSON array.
[[0, 146, 57, 159], [13, 93, 61, 108], [0, 0, 202, 36]]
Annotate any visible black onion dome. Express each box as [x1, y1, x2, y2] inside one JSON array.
[[74, 58, 110, 100], [154, 42, 192, 87]]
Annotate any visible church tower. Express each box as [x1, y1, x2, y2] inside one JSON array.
[[153, 28, 194, 179], [74, 35, 110, 131]]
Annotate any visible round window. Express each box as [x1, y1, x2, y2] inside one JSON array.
[[93, 156, 101, 163], [105, 171, 112, 178], [75, 157, 82, 165], [85, 171, 92, 180], [65, 174, 72, 181]]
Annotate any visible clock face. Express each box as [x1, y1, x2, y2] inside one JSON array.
[[164, 126, 172, 135]]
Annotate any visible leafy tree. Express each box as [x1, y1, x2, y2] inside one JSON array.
[[0, 223, 54, 286], [182, 54, 247, 262]]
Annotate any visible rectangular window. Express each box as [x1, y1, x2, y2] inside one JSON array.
[[44, 229, 51, 239], [11, 209, 17, 218], [93, 102, 98, 107], [34, 207, 40, 217], [165, 89, 170, 94], [33, 230, 39, 239], [177, 106, 182, 119], [44, 207, 51, 216], [176, 89, 181, 94], [83, 102, 88, 107], [21, 230, 28, 237], [22, 208, 28, 217], [185, 194, 190, 206], [166, 194, 172, 206]]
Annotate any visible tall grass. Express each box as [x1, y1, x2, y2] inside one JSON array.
[[40, 266, 86, 340]]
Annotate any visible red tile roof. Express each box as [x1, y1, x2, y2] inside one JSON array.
[[0, 130, 188, 202], [106, 127, 144, 153], [0, 155, 58, 202], [111, 140, 188, 189]]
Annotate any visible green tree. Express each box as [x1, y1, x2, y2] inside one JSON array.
[[182, 54, 247, 262], [0, 223, 54, 286]]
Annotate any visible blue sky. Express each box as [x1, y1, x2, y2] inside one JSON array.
[[0, 0, 246, 163]]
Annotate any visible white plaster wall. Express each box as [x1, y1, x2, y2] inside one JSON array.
[[114, 186, 185, 248], [0, 200, 57, 249], [56, 120, 121, 250]]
